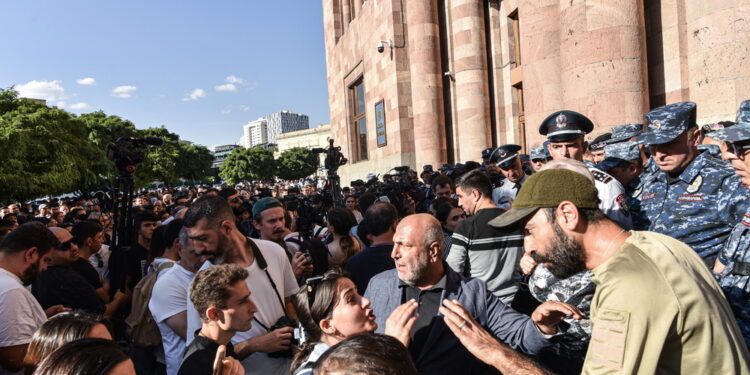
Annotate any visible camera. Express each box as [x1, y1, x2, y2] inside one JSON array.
[[377, 40, 385, 53], [268, 316, 298, 358]]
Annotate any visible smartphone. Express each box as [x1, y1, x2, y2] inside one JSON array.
[[212, 346, 226, 375]]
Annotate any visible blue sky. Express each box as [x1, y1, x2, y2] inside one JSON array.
[[0, 1, 330, 147]]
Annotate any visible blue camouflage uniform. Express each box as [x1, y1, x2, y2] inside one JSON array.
[[636, 102, 750, 263], [705, 100, 750, 347], [596, 142, 651, 230]]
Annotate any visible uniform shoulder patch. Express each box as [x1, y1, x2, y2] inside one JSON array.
[[686, 175, 703, 194], [590, 169, 613, 184], [588, 308, 629, 371]]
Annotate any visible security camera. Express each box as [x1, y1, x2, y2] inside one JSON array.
[[377, 40, 385, 53]]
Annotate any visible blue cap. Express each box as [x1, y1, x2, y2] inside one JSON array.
[[737, 100, 750, 124], [422, 165, 433, 173], [539, 110, 594, 142], [706, 122, 750, 142], [252, 197, 283, 217], [454, 163, 465, 170], [697, 144, 721, 156], [439, 164, 453, 171], [637, 102, 697, 145], [529, 146, 549, 160], [608, 123, 643, 144], [596, 142, 640, 171]]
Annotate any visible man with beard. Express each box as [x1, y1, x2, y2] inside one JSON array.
[[183, 195, 298, 375], [365, 213, 581, 375], [0, 222, 68, 374], [490, 144, 528, 210], [219, 187, 245, 219], [487, 169, 749, 374]]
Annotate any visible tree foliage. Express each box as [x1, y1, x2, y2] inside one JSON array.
[[0, 88, 215, 203], [219, 147, 276, 184], [276, 147, 320, 180]]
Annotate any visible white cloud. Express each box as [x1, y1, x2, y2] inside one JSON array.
[[69, 102, 91, 110], [76, 77, 96, 85], [225, 75, 245, 84], [111, 85, 137, 98], [220, 106, 232, 115], [16, 80, 67, 101], [56, 101, 66, 108], [182, 88, 207, 101], [215, 83, 237, 92], [239, 105, 251, 112]]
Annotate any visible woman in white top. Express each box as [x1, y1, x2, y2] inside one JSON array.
[[325, 209, 361, 267]]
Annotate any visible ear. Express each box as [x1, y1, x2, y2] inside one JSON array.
[[23, 247, 39, 264], [428, 241, 441, 262], [319, 318, 336, 336], [582, 140, 589, 150], [220, 219, 234, 236], [206, 306, 222, 322], [689, 128, 702, 147], [556, 201, 581, 230]]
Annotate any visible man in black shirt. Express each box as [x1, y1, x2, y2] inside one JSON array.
[[72, 220, 108, 301], [127, 211, 159, 290], [179, 264, 255, 375], [345, 202, 398, 295]]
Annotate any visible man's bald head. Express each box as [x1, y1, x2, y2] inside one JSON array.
[[393, 214, 445, 288], [49, 227, 72, 242]]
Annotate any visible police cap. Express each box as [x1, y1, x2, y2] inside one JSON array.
[[539, 110, 594, 142]]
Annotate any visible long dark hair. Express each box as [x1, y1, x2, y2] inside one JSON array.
[[326, 209, 358, 263], [290, 268, 347, 372], [34, 338, 129, 375], [23, 312, 110, 374], [435, 201, 460, 234]]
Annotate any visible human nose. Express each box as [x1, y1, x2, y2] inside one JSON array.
[[391, 245, 400, 259], [361, 295, 371, 308]]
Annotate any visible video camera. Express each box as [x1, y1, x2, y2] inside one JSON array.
[[107, 136, 164, 175]]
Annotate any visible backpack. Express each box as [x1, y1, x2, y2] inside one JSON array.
[[125, 261, 174, 347], [286, 235, 330, 276]]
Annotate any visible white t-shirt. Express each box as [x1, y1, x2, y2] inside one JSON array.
[[88, 244, 111, 280], [150, 264, 195, 375], [186, 238, 299, 375], [0, 267, 47, 375]]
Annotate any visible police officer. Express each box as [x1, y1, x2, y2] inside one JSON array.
[[539, 110, 632, 229], [596, 142, 650, 230], [636, 101, 750, 264], [707, 99, 750, 347], [489, 144, 528, 210], [607, 123, 654, 176], [587, 132, 611, 164], [529, 144, 551, 172]]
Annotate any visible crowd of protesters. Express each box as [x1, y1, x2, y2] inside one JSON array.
[[1, 100, 750, 375]]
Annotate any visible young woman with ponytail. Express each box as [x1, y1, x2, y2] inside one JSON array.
[[325, 208, 361, 266], [290, 268, 417, 375]]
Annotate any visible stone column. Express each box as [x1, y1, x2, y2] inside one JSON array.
[[559, 0, 648, 130], [451, 0, 491, 162], [407, 0, 446, 168]]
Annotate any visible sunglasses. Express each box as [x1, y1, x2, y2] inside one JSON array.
[[59, 237, 77, 251], [727, 142, 750, 157]]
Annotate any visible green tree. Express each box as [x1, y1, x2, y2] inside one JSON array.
[[219, 147, 276, 184], [276, 147, 320, 180], [0, 89, 103, 203], [178, 143, 214, 183]]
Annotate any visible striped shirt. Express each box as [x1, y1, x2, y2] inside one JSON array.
[[446, 207, 524, 304]]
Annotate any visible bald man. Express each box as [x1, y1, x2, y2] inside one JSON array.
[[33, 228, 127, 317], [364, 214, 581, 375]]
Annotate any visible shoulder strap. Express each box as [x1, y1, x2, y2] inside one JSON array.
[[247, 238, 286, 312]]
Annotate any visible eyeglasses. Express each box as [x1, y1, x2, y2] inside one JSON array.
[[726, 142, 750, 158]]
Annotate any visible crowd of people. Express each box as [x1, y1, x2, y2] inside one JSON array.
[[1, 99, 749, 375]]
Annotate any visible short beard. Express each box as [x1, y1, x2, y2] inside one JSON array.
[[399, 254, 430, 287], [530, 222, 586, 279], [21, 260, 41, 286]]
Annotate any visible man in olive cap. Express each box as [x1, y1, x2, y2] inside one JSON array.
[[469, 169, 749, 374], [636, 101, 750, 264]]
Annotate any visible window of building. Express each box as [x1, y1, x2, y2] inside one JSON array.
[[349, 79, 368, 161], [348, 0, 356, 22], [508, 10, 521, 66]]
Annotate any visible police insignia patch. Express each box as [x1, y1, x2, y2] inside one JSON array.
[[686, 175, 703, 193], [652, 119, 661, 130], [556, 113, 568, 127]]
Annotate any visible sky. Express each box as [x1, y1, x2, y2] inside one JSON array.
[[0, 1, 330, 147]]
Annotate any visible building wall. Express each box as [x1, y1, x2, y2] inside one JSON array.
[[322, 0, 750, 180], [266, 110, 310, 144]]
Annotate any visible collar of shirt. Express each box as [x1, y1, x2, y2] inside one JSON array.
[[398, 273, 448, 293]]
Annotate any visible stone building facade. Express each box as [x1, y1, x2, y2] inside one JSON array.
[[321, 0, 750, 183]]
